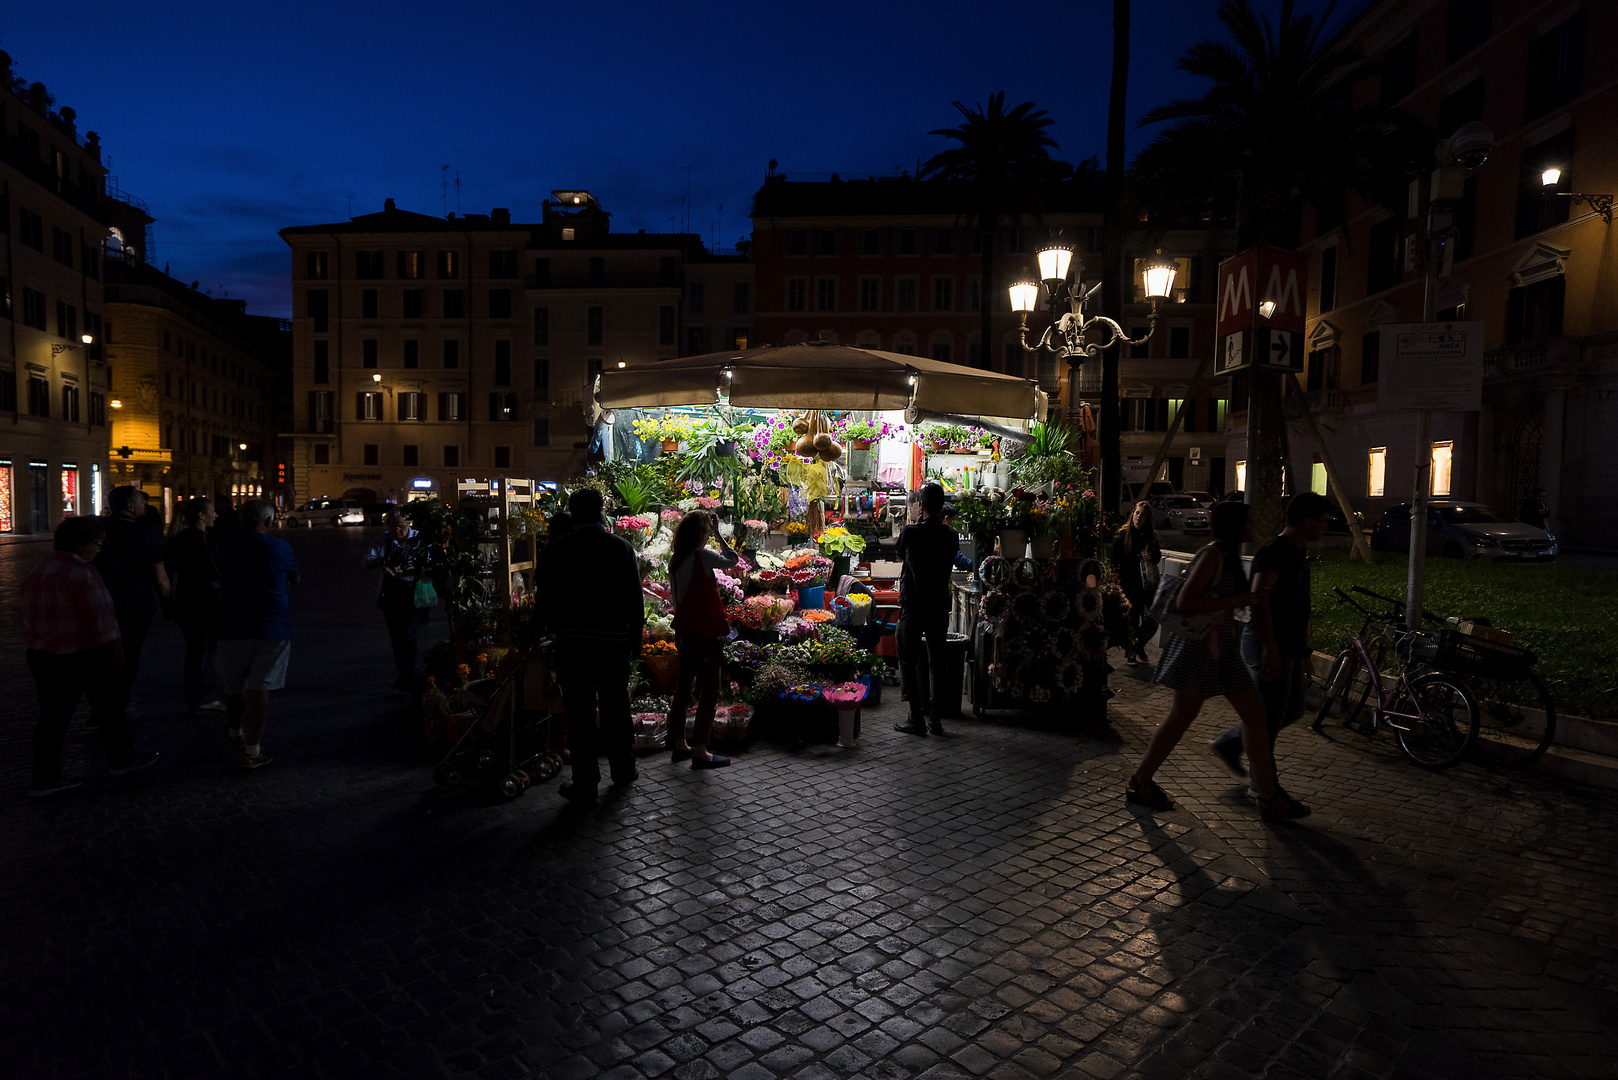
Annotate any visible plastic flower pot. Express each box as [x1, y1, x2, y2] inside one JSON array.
[[660, 439, 679, 453], [999, 529, 1027, 558], [1030, 534, 1056, 559], [796, 585, 825, 610]]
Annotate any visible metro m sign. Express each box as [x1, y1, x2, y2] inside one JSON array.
[[1216, 245, 1309, 338]]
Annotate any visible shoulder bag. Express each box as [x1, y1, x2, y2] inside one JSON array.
[[1146, 553, 1218, 642]]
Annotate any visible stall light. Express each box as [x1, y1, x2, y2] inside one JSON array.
[[1036, 245, 1072, 285], [1141, 252, 1179, 301], [1008, 281, 1040, 314], [109, 399, 123, 409], [1542, 167, 1562, 187], [616, 360, 626, 368]]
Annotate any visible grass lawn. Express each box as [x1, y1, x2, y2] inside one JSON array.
[[1308, 547, 1618, 719]]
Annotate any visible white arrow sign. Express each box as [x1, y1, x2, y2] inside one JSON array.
[[1270, 331, 1291, 368]]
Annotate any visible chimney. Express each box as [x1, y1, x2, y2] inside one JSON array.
[[492, 208, 510, 225], [384, 198, 395, 212]]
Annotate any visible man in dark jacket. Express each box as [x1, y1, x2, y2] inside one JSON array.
[[364, 510, 430, 691], [537, 487, 643, 803], [93, 486, 170, 731], [895, 483, 959, 737]]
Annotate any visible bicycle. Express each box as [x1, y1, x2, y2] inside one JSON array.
[[1312, 587, 1480, 770], [1344, 585, 1556, 769]]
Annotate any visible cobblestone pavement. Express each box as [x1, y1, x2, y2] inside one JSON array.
[[2, 531, 1615, 1080]]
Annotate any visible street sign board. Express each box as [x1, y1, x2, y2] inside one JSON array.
[[1215, 327, 1303, 374], [1219, 331, 1245, 374], [1216, 246, 1309, 338], [1377, 321, 1485, 412]]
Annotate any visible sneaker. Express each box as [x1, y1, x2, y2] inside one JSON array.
[[223, 723, 245, 750], [198, 700, 227, 711], [240, 748, 273, 770], [108, 751, 160, 776], [1207, 739, 1247, 778], [29, 779, 83, 798]]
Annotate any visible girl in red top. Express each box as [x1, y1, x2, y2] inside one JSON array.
[[665, 511, 739, 769]]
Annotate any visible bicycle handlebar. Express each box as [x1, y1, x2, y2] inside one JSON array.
[[1349, 584, 1444, 626]]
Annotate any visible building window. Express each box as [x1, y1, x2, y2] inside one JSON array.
[[56, 302, 78, 340], [532, 257, 551, 286], [399, 392, 423, 421], [489, 251, 518, 278], [309, 390, 334, 431], [1360, 331, 1380, 384], [494, 446, 511, 469], [1367, 447, 1387, 498], [968, 277, 982, 312], [858, 277, 880, 312], [898, 229, 917, 255], [896, 278, 918, 312], [816, 278, 838, 312], [438, 392, 465, 421], [361, 289, 378, 319], [362, 339, 379, 368], [489, 392, 517, 421], [1380, 32, 1419, 105], [437, 250, 459, 279], [659, 305, 676, 346], [1319, 246, 1337, 312], [1130, 325, 1150, 359], [1516, 129, 1575, 238], [687, 328, 708, 355], [1002, 343, 1023, 377], [590, 257, 606, 285], [814, 229, 835, 256], [90, 392, 106, 427], [356, 391, 383, 420], [1504, 276, 1565, 344], [397, 251, 423, 280], [934, 229, 954, 255], [18, 208, 44, 250], [586, 306, 604, 346], [21, 287, 47, 331], [306, 289, 328, 332], [306, 251, 328, 280], [442, 289, 464, 318], [403, 444, 418, 467], [443, 445, 460, 467], [729, 328, 748, 349], [532, 418, 550, 446], [402, 339, 418, 369], [1524, 12, 1584, 121], [52, 227, 74, 268], [310, 341, 330, 384], [1438, 78, 1486, 140], [588, 358, 603, 379], [932, 277, 953, 312], [61, 384, 80, 422], [314, 444, 330, 465], [1306, 345, 1340, 392], [786, 230, 807, 256], [443, 340, 460, 369], [355, 251, 384, 278], [860, 229, 881, 256], [786, 279, 807, 312], [1431, 441, 1454, 497], [1235, 460, 1247, 492], [1169, 326, 1191, 359], [488, 289, 512, 319], [733, 282, 750, 314], [931, 341, 952, 364], [493, 340, 511, 385], [534, 358, 550, 391], [688, 282, 705, 315], [1446, 0, 1491, 64], [533, 307, 549, 345], [363, 443, 379, 466], [402, 289, 423, 319], [1366, 218, 1401, 293]]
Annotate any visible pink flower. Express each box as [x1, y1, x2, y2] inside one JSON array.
[[695, 496, 721, 509]]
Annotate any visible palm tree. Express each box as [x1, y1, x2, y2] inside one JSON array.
[[1127, 0, 1422, 531], [924, 93, 1066, 373]]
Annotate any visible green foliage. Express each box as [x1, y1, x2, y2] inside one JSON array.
[[1309, 548, 1618, 719], [1006, 421, 1088, 489]]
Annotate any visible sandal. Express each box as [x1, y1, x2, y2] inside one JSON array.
[[1257, 791, 1311, 821], [1125, 775, 1174, 810], [670, 746, 693, 763]]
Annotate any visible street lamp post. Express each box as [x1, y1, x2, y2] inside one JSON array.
[[1010, 246, 1178, 495]]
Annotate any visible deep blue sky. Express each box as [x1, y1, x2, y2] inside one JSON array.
[[6, 1, 1348, 318]]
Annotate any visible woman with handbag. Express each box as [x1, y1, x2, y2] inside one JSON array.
[[1111, 500, 1162, 664], [1124, 501, 1310, 821], [364, 510, 433, 692], [665, 511, 739, 769]]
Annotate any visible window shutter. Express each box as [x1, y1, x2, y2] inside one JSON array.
[[355, 392, 365, 421]]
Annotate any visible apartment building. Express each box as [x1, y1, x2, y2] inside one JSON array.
[[1283, 0, 1617, 547], [280, 194, 744, 504], [0, 56, 116, 533], [101, 259, 289, 517]]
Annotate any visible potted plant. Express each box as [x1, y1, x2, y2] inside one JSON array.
[[815, 525, 867, 583], [1000, 489, 1041, 559], [631, 414, 693, 453], [836, 416, 899, 452]]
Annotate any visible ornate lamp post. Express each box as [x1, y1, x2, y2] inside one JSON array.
[[1010, 247, 1178, 496]]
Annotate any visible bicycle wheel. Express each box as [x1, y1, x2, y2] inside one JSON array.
[[1343, 663, 1376, 729], [1312, 651, 1353, 731], [1468, 670, 1556, 768], [1391, 672, 1479, 771]]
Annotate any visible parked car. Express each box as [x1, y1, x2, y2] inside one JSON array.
[[1178, 490, 1218, 509], [279, 498, 364, 528], [1149, 495, 1212, 533], [1368, 501, 1557, 560], [1120, 481, 1176, 516]]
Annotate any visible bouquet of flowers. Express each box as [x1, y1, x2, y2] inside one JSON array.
[[781, 684, 825, 703], [754, 568, 790, 590], [645, 615, 676, 642], [722, 640, 767, 670], [789, 568, 816, 588], [713, 572, 746, 606], [640, 640, 677, 659], [779, 617, 819, 643], [742, 593, 795, 629], [660, 508, 684, 526], [815, 526, 867, 558], [807, 556, 834, 586], [743, 519, 768, 533], [784, 521, 809, 538]]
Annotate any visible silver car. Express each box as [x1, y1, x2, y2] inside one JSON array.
[[1369, 501, 1558, 560], [279, 498, 364, 528], [1150, 495, 1212, 533]]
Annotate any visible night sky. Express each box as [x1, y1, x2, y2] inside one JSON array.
[[6, 1, 1346, 319]]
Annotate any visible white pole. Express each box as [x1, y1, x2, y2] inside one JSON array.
[[1408, 179, 1442, 630]]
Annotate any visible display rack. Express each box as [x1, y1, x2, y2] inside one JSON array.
[[456, 477, 538, 643]]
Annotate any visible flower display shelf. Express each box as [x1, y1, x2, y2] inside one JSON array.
[[970, 556, 1112, 724], [456, 477, 538, 644]]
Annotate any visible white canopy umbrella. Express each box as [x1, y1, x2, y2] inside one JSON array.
[[590, 341, 1048, 437]]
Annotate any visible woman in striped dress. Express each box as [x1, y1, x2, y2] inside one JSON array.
[[1124, 502, 1310, 821]]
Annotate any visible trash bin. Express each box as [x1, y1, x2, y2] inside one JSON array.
[[937, 632, 972, 720]]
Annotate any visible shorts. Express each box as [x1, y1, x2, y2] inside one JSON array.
[[215, 638, 291, 694]]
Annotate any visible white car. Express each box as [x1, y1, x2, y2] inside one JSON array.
[[279, 498, 364, 528], [1178, 490, 1218, 509], [1150, 495, 1211, 533]]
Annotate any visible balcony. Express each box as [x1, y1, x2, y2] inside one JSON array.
[[1284, 388, 1349, 419], [1483, 336, 1577, 380]]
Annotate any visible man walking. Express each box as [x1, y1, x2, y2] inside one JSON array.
[[894, 483, 959, 737], [364, 510, 430, 691], [215, 499, 299, 769], [92, 486, 170, 729], [537, 488, 643, 804], [23, 517, 159, 794], [1208, 492, 1332, 788]]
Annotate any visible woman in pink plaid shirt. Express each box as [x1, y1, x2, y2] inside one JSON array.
[[22, 516, 158, 796]]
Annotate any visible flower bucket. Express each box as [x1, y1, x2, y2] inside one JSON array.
[[850, 438, 871, 451], [795, 585, 825, 611], [660, 439, 680, 453], [830, 554, 851, 584], [643, 653, 680, 694], [999, 529, 1027, 559], [1029, 534, 1056, 559]]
